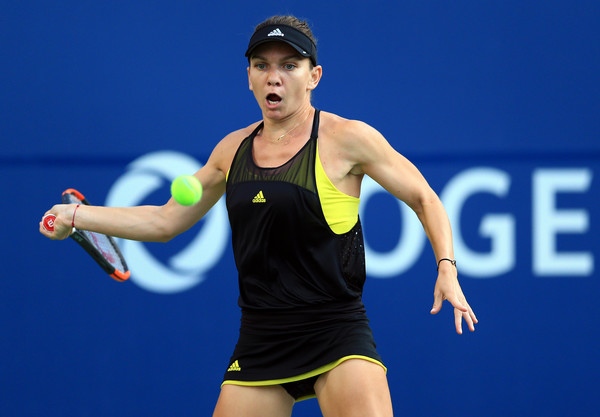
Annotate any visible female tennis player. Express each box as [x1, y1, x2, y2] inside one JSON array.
[[41, 15, 477, 417]]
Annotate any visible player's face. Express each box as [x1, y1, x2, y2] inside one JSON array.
[[248, 42, 321, 119]]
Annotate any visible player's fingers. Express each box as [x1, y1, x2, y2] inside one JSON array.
[[446, 293, 468, 313], [466, 302, 478, 325], [458, 295, 478, 325], [430, 291, 443, 314], [463, 309, 475, 332], [457, 300, 478, 333], [454, 308, 463, 334], [39, 222, 56, 239], [40, 213, 73, 240]]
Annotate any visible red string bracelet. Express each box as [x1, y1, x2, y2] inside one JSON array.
[[72, 204, 80, 228]]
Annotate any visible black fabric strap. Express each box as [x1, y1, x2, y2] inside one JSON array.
[[437, 258, 457, 271]]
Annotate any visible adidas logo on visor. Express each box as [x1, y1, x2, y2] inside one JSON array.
[[267, 28, 284, 37]]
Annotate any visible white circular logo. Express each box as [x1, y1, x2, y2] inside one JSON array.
[[105, 151, 229, 294]]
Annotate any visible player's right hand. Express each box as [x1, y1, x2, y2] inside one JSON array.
[[39, 204, 75, 240]]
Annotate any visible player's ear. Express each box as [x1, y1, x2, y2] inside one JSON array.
[[247, 67, 253, 91], [308, 65, 322, 91]]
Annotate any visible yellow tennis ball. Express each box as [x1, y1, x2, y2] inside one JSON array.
[[171, 175, 203, 206]]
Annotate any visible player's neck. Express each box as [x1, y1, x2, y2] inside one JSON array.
[[263, 106, 313, 144]]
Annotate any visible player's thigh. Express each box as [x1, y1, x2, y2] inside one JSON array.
[[212, 384, 294, 417], [314, 358, 393, 417]]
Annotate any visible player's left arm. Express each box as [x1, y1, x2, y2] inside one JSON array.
[[341, 120, 478, 333]]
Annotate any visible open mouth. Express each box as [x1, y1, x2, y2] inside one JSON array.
[[267, 93, 282, 105]]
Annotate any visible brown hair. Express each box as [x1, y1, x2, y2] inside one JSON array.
[[253, 15, 317, 47]]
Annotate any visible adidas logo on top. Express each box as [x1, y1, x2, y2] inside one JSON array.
[[252, 191, 267, 203], [227, 360, 241, 372], [268, 28, 284, 37]]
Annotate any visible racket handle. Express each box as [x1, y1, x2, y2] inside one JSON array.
[[42, 214, 56, 232]]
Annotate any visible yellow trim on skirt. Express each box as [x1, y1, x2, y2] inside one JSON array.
[[222, 355, 387, 401]]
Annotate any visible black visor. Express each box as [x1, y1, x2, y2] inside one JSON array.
[[245, 24, 317, 66]]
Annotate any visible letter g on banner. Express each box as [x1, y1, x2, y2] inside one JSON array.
[[105, 151, 229, 294]]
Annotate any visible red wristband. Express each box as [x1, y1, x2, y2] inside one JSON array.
[[72, 204, 80, 228]]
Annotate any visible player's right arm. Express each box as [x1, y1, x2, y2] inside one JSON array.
[[39, 127, 252, 242]]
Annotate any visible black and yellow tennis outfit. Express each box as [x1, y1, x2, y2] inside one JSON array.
[[223, 110, 385, 401]]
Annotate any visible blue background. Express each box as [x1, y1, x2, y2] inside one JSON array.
[[2, 1, 598, 416]]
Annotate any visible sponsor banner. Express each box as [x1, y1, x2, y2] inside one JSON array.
[[103, 151, 596, 295]]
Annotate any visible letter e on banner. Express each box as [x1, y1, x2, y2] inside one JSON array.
[[533, 168, 594, 276]]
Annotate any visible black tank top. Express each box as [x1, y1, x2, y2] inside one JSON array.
[[226, 110, 367, 311]]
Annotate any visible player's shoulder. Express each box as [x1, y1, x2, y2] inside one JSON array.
[[318, 110, 380, 145], [218, 121, 262, 148], [207, 121, 261, 172]]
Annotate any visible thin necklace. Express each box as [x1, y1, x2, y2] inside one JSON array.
[[271, 108, 312, 143]]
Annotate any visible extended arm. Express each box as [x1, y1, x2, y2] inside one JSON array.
[[39, 131, 240, 243], [341, 120, 478, 333]]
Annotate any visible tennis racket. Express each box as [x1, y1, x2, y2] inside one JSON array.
[[45, 188, 130, 282]]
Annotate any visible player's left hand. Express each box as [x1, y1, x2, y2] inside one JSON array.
[[430, 268, 478, 334]]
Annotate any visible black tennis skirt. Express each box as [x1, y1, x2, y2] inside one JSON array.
[[222, 299, 385, 400]]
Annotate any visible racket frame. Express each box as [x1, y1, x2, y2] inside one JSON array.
[[62, 188, 130, 282]]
